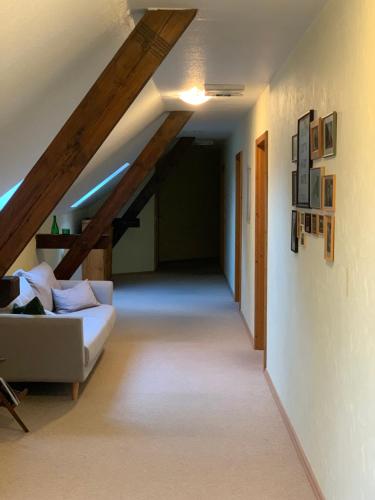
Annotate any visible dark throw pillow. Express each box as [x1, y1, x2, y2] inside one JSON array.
[[12, 296, 46, 316]]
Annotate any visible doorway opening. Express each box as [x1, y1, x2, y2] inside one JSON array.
[[254, 132, 268, 366], [156, 144, 221, 271]]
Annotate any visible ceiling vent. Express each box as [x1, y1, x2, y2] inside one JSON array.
[[205, 84, 245, 97]]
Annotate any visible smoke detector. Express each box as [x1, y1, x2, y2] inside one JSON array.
[[204, 84, 245, 97]]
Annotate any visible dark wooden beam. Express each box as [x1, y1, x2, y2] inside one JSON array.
[[0, 9, 197, 278], [112, 218, 141, 231], [0, 277, 20, 308], [112, 137, 194, 246], [35, 234, 111, 250], [54, 111, 193, 279]]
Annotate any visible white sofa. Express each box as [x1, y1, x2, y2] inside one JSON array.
[[0, 280, 116, 400]]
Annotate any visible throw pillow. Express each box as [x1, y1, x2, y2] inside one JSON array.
[[52, 280, 99, 314], [12, 296, 46, 315], [16, 262, 61, 311]]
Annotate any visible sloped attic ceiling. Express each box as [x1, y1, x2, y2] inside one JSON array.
[[0, 0, 164, 212], [1, 0, 328, 216]]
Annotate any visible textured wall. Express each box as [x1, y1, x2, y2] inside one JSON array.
[[224, 89, 269, 324], [225, 0, 375, 497], [112, 198, 156, 274]]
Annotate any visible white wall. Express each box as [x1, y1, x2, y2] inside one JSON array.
[[112, 197, 155, 274], [224, 0, 375, 497], [224, 89, 269, 330]]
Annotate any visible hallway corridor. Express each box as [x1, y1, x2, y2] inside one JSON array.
[[0, 269, 314, 499]]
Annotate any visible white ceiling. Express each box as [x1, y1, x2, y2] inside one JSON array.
[[129, 0, 328, 138], [1, 0, 327, 214]]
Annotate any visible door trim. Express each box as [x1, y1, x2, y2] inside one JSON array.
[[254, 132, 268, 366], [235, 152, 243, 304]]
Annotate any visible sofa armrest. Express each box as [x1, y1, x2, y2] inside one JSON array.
[[0, 315, 85, 382], [58, 280, 113, 305]]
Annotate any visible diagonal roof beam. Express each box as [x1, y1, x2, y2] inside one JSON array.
[[112, 136, 195, 247], [0, 9, 197, 278], [54, 111, 193, 279]]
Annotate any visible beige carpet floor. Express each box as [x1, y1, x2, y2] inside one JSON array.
[[0, 270, 314, 499]]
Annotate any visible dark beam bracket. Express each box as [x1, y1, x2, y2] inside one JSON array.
[[0, 277, 20, 308]]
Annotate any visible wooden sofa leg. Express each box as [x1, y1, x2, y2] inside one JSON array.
[[72, 382, 80, 401]]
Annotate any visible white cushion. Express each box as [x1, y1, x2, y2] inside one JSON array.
[[16, 262, 60, 311], [0, 276, 36, 312], [52, 280, 99, 314]]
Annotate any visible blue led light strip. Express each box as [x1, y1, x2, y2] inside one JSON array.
[[70, 163, 130, 208], [0, 180, 23, 211]]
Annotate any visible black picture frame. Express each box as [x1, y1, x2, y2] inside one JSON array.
[[291, 210, 298, 253], [292, 171, 297, 206], [292, 135, 298, 163], [297, 110, 314, 208]]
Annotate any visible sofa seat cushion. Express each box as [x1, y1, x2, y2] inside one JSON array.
[[68, 305, 115, 365]]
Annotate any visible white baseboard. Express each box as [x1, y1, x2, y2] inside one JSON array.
[[264, 370, 325, 500]]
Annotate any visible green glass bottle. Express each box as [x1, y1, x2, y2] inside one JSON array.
[[51, 215, 59, 235]]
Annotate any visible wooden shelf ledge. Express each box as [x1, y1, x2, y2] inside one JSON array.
[[36, 234, 111, 250]]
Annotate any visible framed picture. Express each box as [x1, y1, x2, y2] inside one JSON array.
[[310, 167, 325, 209], [324, 215, 335, 261], [292, 135, 298, 163], [323, 112, 337, 157], [305, 213, 311, 233], [318, 215, 324, 236], [296, 212, 301, 238], [310, 118, 323, 160], [300, 212, 305, 225], [292, 171, 297, 206], [291, 210, 298, 253], [300, 231, 306, 247], [323, 174, 336, 211], [297, 110, 314, 207], [311, 213, 318, 235]]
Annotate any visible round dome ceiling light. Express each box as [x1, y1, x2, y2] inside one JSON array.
[[179, 87, 211, 105]]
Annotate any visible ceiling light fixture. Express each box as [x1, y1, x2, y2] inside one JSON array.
[[179, 87, 211, 106]]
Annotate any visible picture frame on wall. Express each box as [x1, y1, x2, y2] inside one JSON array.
[[310, 167, 325, 209], [318, 215, 324, 236], [297, 110, 314, 207], [323, 112, 337, 157], [292, 135, 298, 163], [323, 174, 336, 211], [292, 171, 297, 206], [297, 212, 302, 239], [324, 215, 335, 261], [300, 231, 306, 247], [311, 213, 318, 235], [310, 118, 323, 160], [291, 210, 298, 253], [305, 213, 312, 233]]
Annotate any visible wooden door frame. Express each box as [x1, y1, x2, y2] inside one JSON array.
[[254, 132, 268, 367], [219, 164, 225, 273], [235, 152, 243, 304]]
